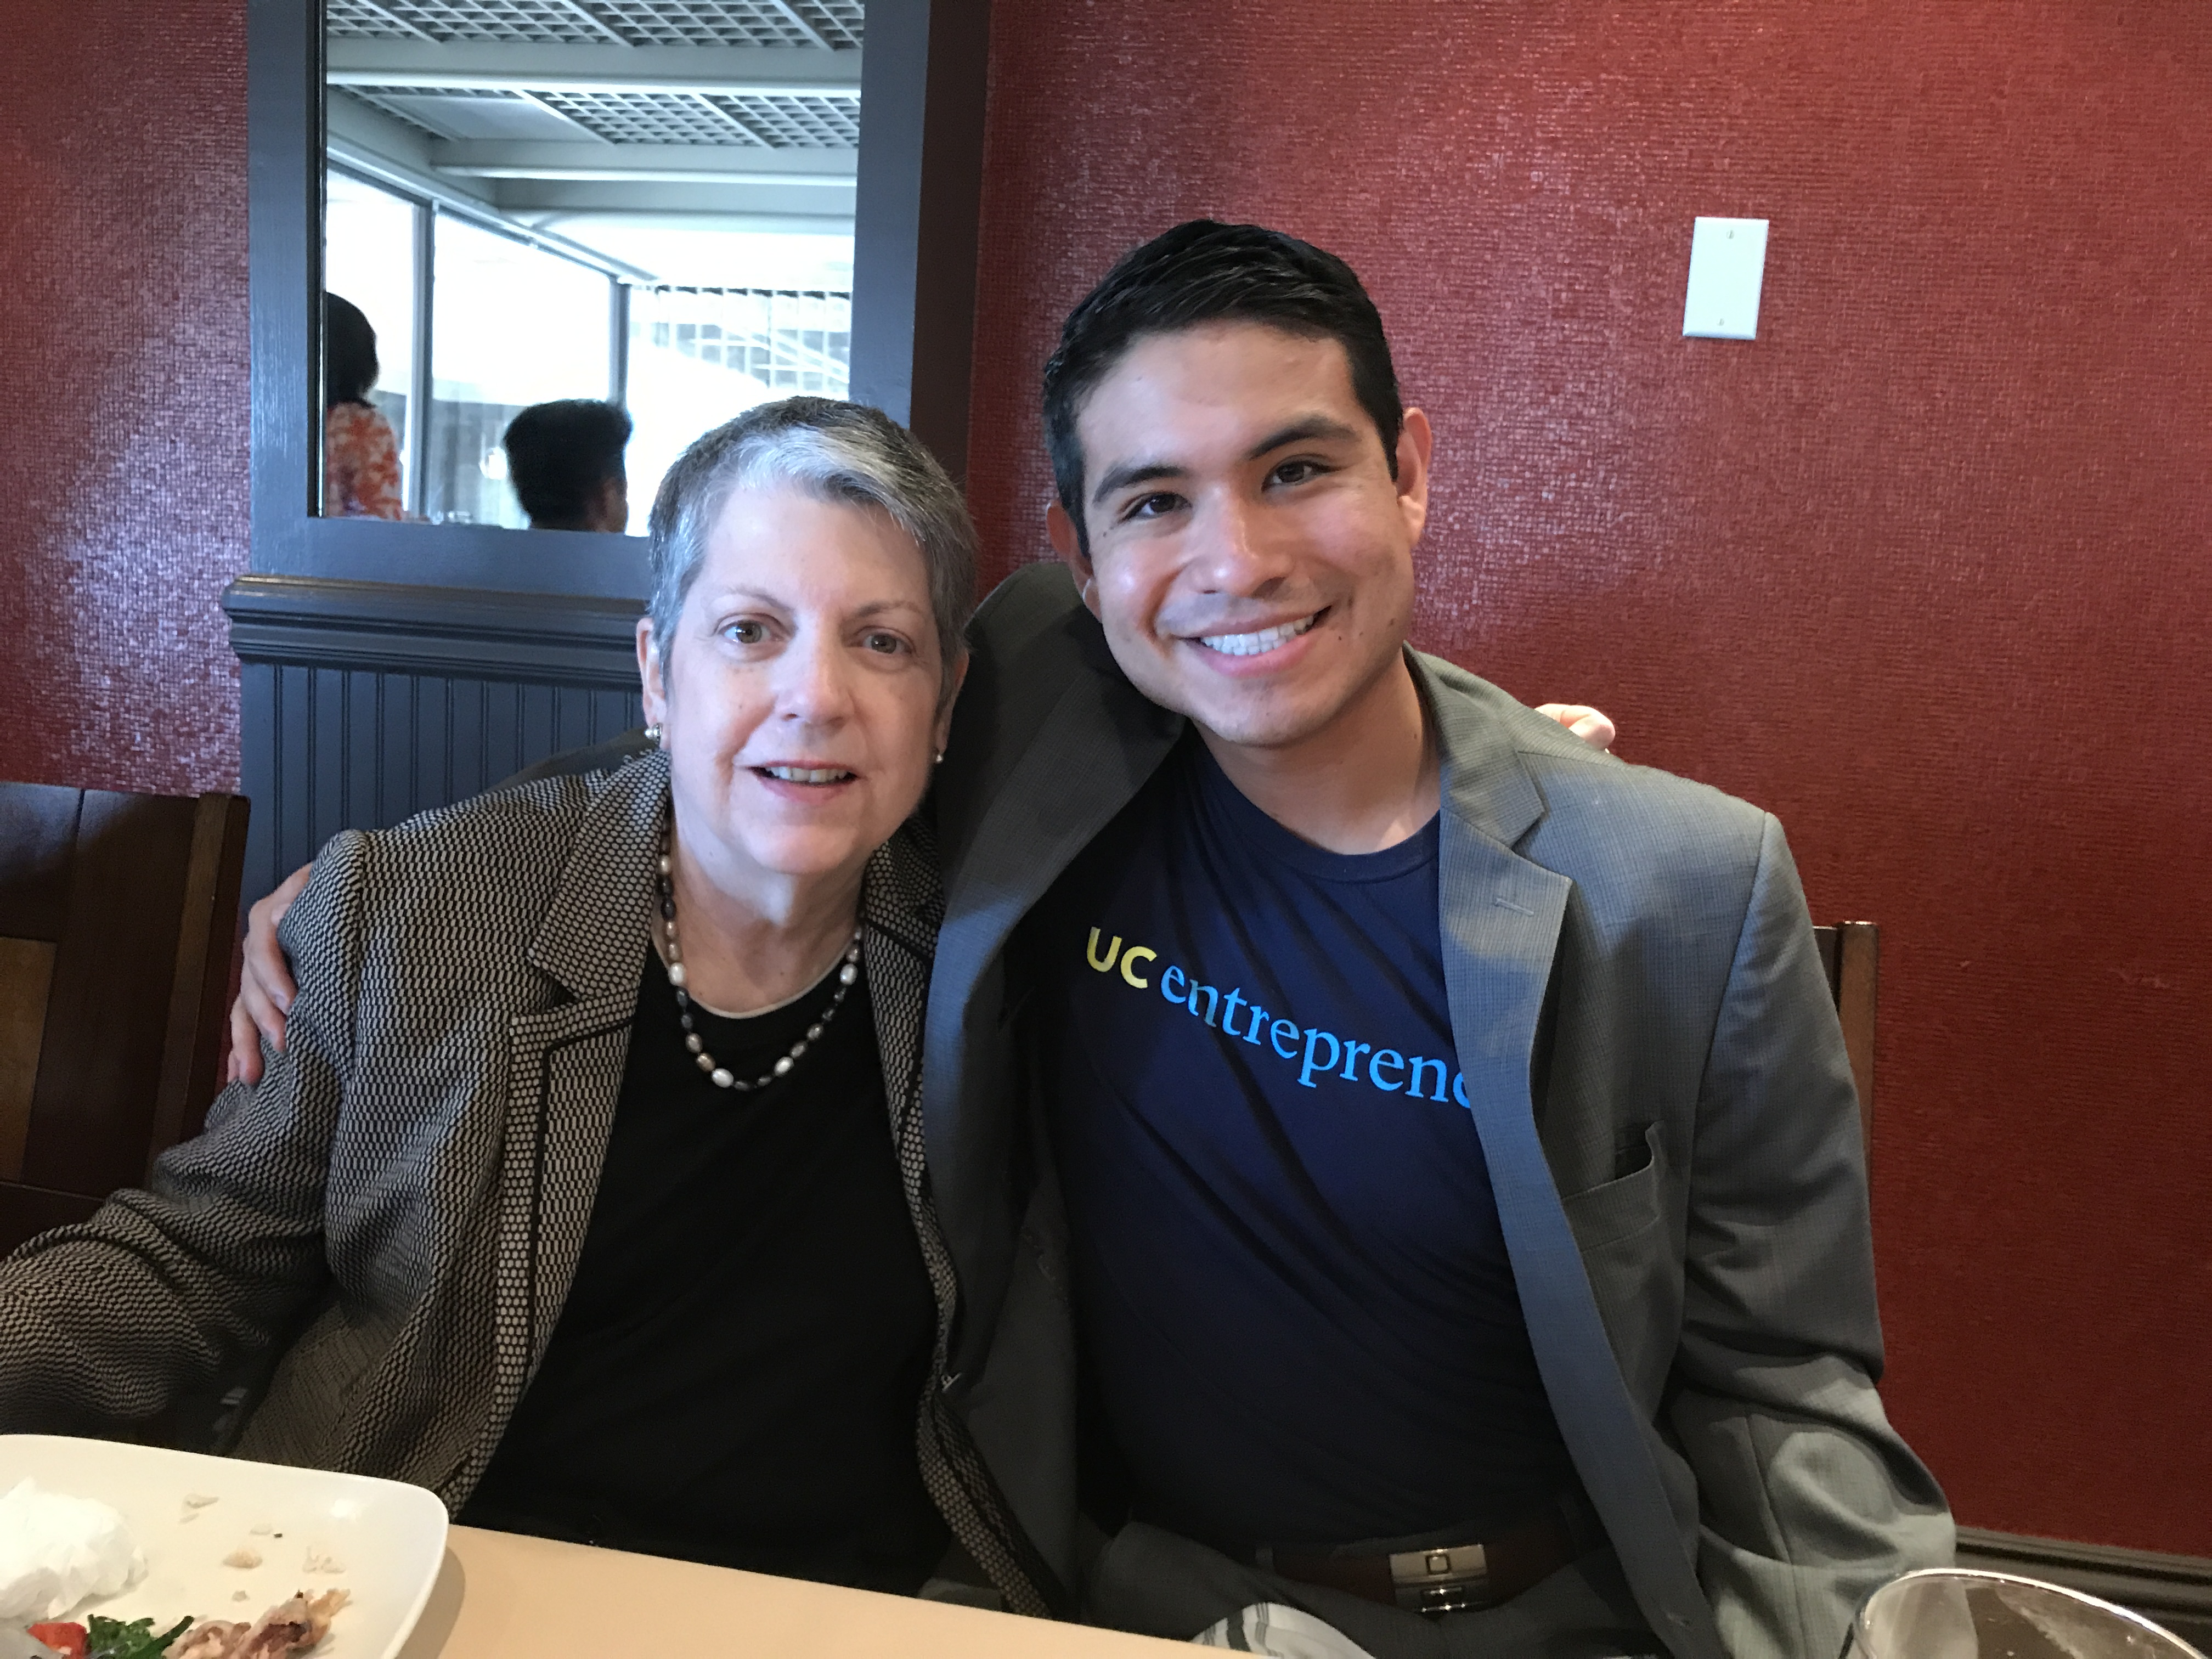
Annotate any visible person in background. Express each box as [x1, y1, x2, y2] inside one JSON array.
[[504, 398, 633, 533], [322, 293, 403, 520]]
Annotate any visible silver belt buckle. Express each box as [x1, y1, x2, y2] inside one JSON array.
[[1390, 1542, 1491, 1616]]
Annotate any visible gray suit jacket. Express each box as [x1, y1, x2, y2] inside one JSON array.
[[0, 752, 1057, 1615], [923, 564, 1953, 1659]]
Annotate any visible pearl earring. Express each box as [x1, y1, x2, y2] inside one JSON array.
[[644, 724, 664, 743]]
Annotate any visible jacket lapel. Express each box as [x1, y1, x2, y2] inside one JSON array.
[[863, 820, 1065, 1618], [467, 756, 663, 1497], [862, 816, 945, 1159], [1421, 658, 1725, 1659], [923, 647, 1181, 1313]]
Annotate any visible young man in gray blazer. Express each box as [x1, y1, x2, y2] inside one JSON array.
[[235, 223, 1948, 1659], [921, 221, 1949, 1659]]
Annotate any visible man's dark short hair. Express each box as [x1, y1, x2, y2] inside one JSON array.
[[503, 399, 634, 529], [1040, 220, 1404, 552]]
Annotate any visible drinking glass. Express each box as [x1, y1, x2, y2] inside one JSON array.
[[1842, 1570, 2207, 1659]]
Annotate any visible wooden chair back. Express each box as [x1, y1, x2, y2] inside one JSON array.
[[0, 783, 249, 1254], [1812, 921, 1878, 1158]]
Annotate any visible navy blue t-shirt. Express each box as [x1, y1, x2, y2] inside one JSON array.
[[1040, 735, 1572, 1550]]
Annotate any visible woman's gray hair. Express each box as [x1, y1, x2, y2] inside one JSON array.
[[646, 397, 978, 699]]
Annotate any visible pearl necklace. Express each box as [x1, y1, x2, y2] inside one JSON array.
[[655, 838, 862, 1093]]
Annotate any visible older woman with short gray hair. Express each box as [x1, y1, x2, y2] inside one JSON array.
[[0, 398, 1052, 1613]]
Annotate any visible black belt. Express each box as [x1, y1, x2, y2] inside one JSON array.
[[1252, 1504, 1581, 1616]]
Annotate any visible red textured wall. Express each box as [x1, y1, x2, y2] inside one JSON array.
[[0, 0, 250, 795], [969, 4, 2212, 1554]]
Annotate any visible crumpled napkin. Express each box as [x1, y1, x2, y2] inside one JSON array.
[[0, 1477, 144, 1623]]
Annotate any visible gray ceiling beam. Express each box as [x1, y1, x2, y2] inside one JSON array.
[[326, 134, 657, 279], [430, 140, 857, 185], [327, 40, 861, 98], [444, 163, 855, 185], [496, 181, 857, 222]]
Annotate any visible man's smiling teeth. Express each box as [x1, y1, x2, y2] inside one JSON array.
[[1194, 613, 1320, 657], [760, 765, 854, 783]]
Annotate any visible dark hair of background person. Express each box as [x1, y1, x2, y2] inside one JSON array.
[[1039, 219, 1406, 553], [503, 399, 635, 531], [324, 293, 380, 410]]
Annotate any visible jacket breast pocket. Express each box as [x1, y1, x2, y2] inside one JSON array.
[[1562, 1121, 1666, 1251], [1561, 1121, 1680, 1404]]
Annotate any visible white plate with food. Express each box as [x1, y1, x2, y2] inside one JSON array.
[[0, 1436, 447, 1659]]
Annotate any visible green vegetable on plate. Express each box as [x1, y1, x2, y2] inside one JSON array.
[[83, 1616, 193, 1659]]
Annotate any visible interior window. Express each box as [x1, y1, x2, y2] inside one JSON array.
[[317, 0, 862, 535]]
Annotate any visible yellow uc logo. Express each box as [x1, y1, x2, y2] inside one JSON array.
[[1086, 928, 1157, 989]]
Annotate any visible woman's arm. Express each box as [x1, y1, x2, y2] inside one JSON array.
[[0, 836, 369, 1432]]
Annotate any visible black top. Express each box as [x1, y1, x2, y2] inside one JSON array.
[[462, 946, 950, 1593]]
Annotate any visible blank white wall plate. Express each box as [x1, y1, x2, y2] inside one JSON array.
[[1682, 217, 1769, 340]]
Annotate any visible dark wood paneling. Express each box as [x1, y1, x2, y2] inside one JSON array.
[[22, 793, 199, 1195], [0, 786, 81, 941], [0, 1183, 100, 1257], [1813, 921, 1880, 1158], [0, 940, 57, 1181], [1833, 920, 1878, 1156], [152, 794, 252, 1160], [0, 779, 244, 1233], [1814, 925, 1841, 997]]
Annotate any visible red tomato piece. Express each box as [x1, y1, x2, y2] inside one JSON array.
[[28, 1624, 89, 1659]]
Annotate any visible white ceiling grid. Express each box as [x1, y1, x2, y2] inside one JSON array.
[[329, 0, 862, 149], [327, 0, 862, 50], [530, 89, 763, 145], [715, 92, 856, 146], [590, 0, 862, 49]]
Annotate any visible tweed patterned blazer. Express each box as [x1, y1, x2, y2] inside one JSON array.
[[0, 752, 1052, 1614]]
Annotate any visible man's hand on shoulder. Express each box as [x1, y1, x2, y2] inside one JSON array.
[[1536, 703, 1617, 752], [225, 862, 312, 1086]]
